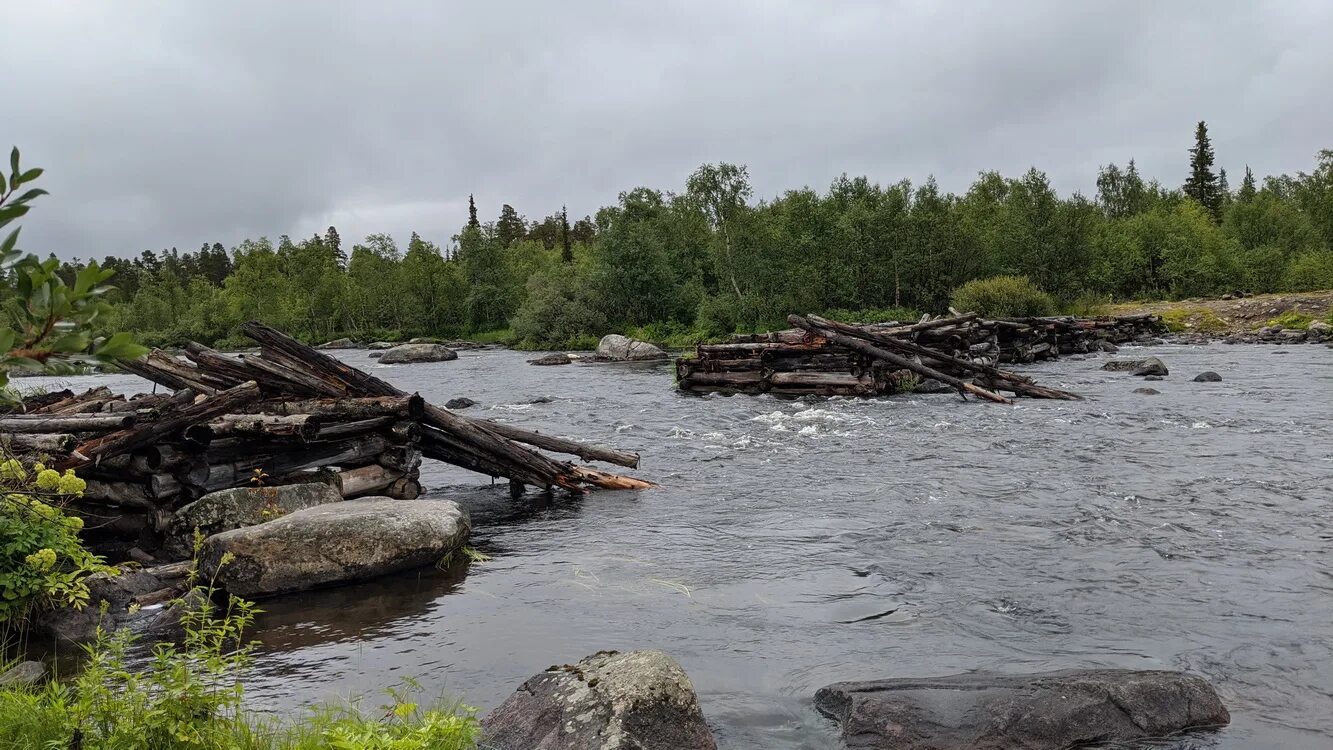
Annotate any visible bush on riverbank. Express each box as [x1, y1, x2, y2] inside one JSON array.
[[950, 276, 1057, 318], [0, 570, 480, 749]]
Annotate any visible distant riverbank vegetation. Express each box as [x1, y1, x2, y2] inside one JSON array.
[[40, 123, 1333, 350]]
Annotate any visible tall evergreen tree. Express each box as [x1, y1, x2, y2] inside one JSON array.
[[467, 194, 480, 228], [1238, 166, 1257, 203], [325, 225, 345, 266], [495, 204, 526, 248], [560, 205, 573, 263], [1183, 121, 1222, 221]]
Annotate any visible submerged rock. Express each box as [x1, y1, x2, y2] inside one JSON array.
[[316, 337, 357, 350], [814, 669, 1229, 750], [367, 341, 397, 350], [1193, 371, 1223, 382], [528, 352, 573, 366], [379, 343, 458, 364], [200, 497, 470, 597], [33, 569, 176, 644], [1132, 356, 1169, 376], [164, 484, 344, 560], [368, 351, 383, 359], [445, 397, 476, 410], [595, 334, 667, 361], [1144, 374, 1164, 381], [1134, 387, 1161, 395], [913, 378, 956, 395], [482, 650, 716, 750], [1098, 340, 1120, 353]]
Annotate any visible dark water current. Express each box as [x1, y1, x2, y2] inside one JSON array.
[[28, 344, 1333, 748]]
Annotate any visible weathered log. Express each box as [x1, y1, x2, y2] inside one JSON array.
[[477, 421, 640, 469], [81, 479, 157, 510], [0, 413, 137, 433], [29, 386, 114, 415], [210, 413, 322, 441], [200, 435, 391, 491], [377, 446, 422, 472], [240, 351, 345, 397], [337, 463, 404, 497], [20, 388, 76, 412], [385, 476, 422, 499], [768, 372, 876, 389], [60, 381, 261, 470], [315, 416, 396, 440], [239, 395, 424, 420], [789, 316, 1011, 404], [3, 432, 78, 452], [680, 371, 765, 387]]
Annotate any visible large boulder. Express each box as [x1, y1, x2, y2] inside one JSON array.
[[815, 669, 1229, 750], [33, 568, 178, 644], [367, 341, 398, 350], [199, 498, 469, 598], [164, 484, 344, 559], [445, 397, 476, 410], [1100, 358, 1146, 372], [483, 650, 716, 750], [1132, 356, 1169, 377], [0, 661, 46, 688], [528, 352, 573, 366], [379, 343, 458, 364], [1193, 371, 1223, 382], [595, 334, 667, 361], [316, 337, 357, 350]]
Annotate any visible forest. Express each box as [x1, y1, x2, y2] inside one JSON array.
[[44, 124, 1333, 349]]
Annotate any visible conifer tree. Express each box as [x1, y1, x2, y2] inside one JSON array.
[[1183, 121, 1222, 221], [467, 194, 480, 228], [560, 205, 573, 263], [1238, 166, 1257, 203], [325, 225, 345, 266]]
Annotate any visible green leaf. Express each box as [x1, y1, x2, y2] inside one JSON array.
[[16, 168, 43, 185], [13, 188, 47, 203], [8, 146, 17, 178], [0, 329, 13, 354]]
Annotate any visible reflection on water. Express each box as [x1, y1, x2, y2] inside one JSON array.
[[25, 344, 1333, 748]]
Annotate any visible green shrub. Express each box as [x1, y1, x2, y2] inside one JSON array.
[[511, 266, 606, 349], [1061, 291, 1112, 317], [0, 566, 480, 749], [950, 275, 1056, 318], [0, 458, 112, 626], [1282, 251, 1333, 292], [1267, 311, 1313, 330]]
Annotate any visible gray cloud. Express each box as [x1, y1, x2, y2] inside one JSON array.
[[4, 0, 1331, 259]]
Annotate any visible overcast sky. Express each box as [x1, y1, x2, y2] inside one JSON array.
[[5, 1, 1331, 260]]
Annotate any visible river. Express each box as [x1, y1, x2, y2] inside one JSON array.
[[25, 343, 1333, 748]]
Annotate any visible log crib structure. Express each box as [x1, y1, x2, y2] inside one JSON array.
[[2, 322, 649, 559], [676, 312, 1166, 401]]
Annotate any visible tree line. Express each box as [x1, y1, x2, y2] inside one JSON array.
[[48, 123, 1333, 349]]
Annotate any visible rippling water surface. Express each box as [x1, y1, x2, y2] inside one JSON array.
[[33, 344, 1333, 748]]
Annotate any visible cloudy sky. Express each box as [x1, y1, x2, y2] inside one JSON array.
[[5, 1, 1331, 259]]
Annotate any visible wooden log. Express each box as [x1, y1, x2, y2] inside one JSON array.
[[181, 342, 262, 387], [385, 476, 421, 499], [477, 421, 640, 469], [315, 416, 396, 440], [200, 435, 391, 492], [239, 395, 424, 420], [0, 413, 137, 433], [337, 463, 403, 497], [239, 351, 345, 397], [81, 479, 157, 510], [680, 371, 765, 387], [210, 413, 322, 441], [20, 389, 75, 412], [30, 386, 114, 415], [768, 372, 875, 388], [60, 381, 261, 470], [377, 446, 422, 472], [789, 316, 1011, 404], [3, 433, 77, 452]]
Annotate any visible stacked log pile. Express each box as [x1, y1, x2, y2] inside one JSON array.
[[3, 321, 648, 556], [676, 312, 1164, 401]]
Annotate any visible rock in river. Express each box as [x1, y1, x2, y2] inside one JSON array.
[[200, 497, 470, 597], [482, 649, 716, 750], [0, 661, 46, 688], [1193, 371, 1223, 382], [367, 340, 397, 350], [1100, 358, 1146, 372], [379, 343, 458, 364], [445, 397, 476, 410], [164, 483, 344, 559], [1132, 356, 1169, 376], [528, 352, 573, 366], [1134, 387, 1161, 395], [814, 669, 1229, 750], [595, 334, 667, 361]]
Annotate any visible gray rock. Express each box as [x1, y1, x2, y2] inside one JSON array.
[[379, 343, 458, 364], [1144, 375, 1164, 381], [1100, 358, 1146, 372], [913, 378, 956, 395], [0, 661, 46, 688], [1279, 328, 1308, 341], [482, 650, 716, 750], [446, 397, 476, 410], [815, 669, 1229, 750], [316, 337, 357, 350], [164, 484, 344, 560], [1098, 340, 1120, 353], [595, 334, 667, 361], [443, 340, 485, 350], [1132, 356, 1169, 376], [1134, 387, 1161, 395], [367, 341, 397, 350], [200, 497, 470, 597], [33, 569, 170, 643], [1310, 320, 1331, 334], [528, 352, 573, 366], [368, 351, 383, 359], [407, 336, 443, 344], [1193, 371, 1222, 382]]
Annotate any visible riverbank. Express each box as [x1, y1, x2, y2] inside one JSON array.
[[1107, 289, 1333, 338]]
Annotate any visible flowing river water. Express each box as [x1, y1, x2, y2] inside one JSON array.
[[26, 343, 1333, 748]]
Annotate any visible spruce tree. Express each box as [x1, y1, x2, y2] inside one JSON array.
[[325, 225, 345, 266], [560, 205, 573, 263], [467, 194, 480, 228], [1183, 121, 1222, 221], [1238, 166, 1257, 203]]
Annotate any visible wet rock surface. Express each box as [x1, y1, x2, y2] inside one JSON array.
[[379, 343, 458, 364], [815, 669, 1229, 750]]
